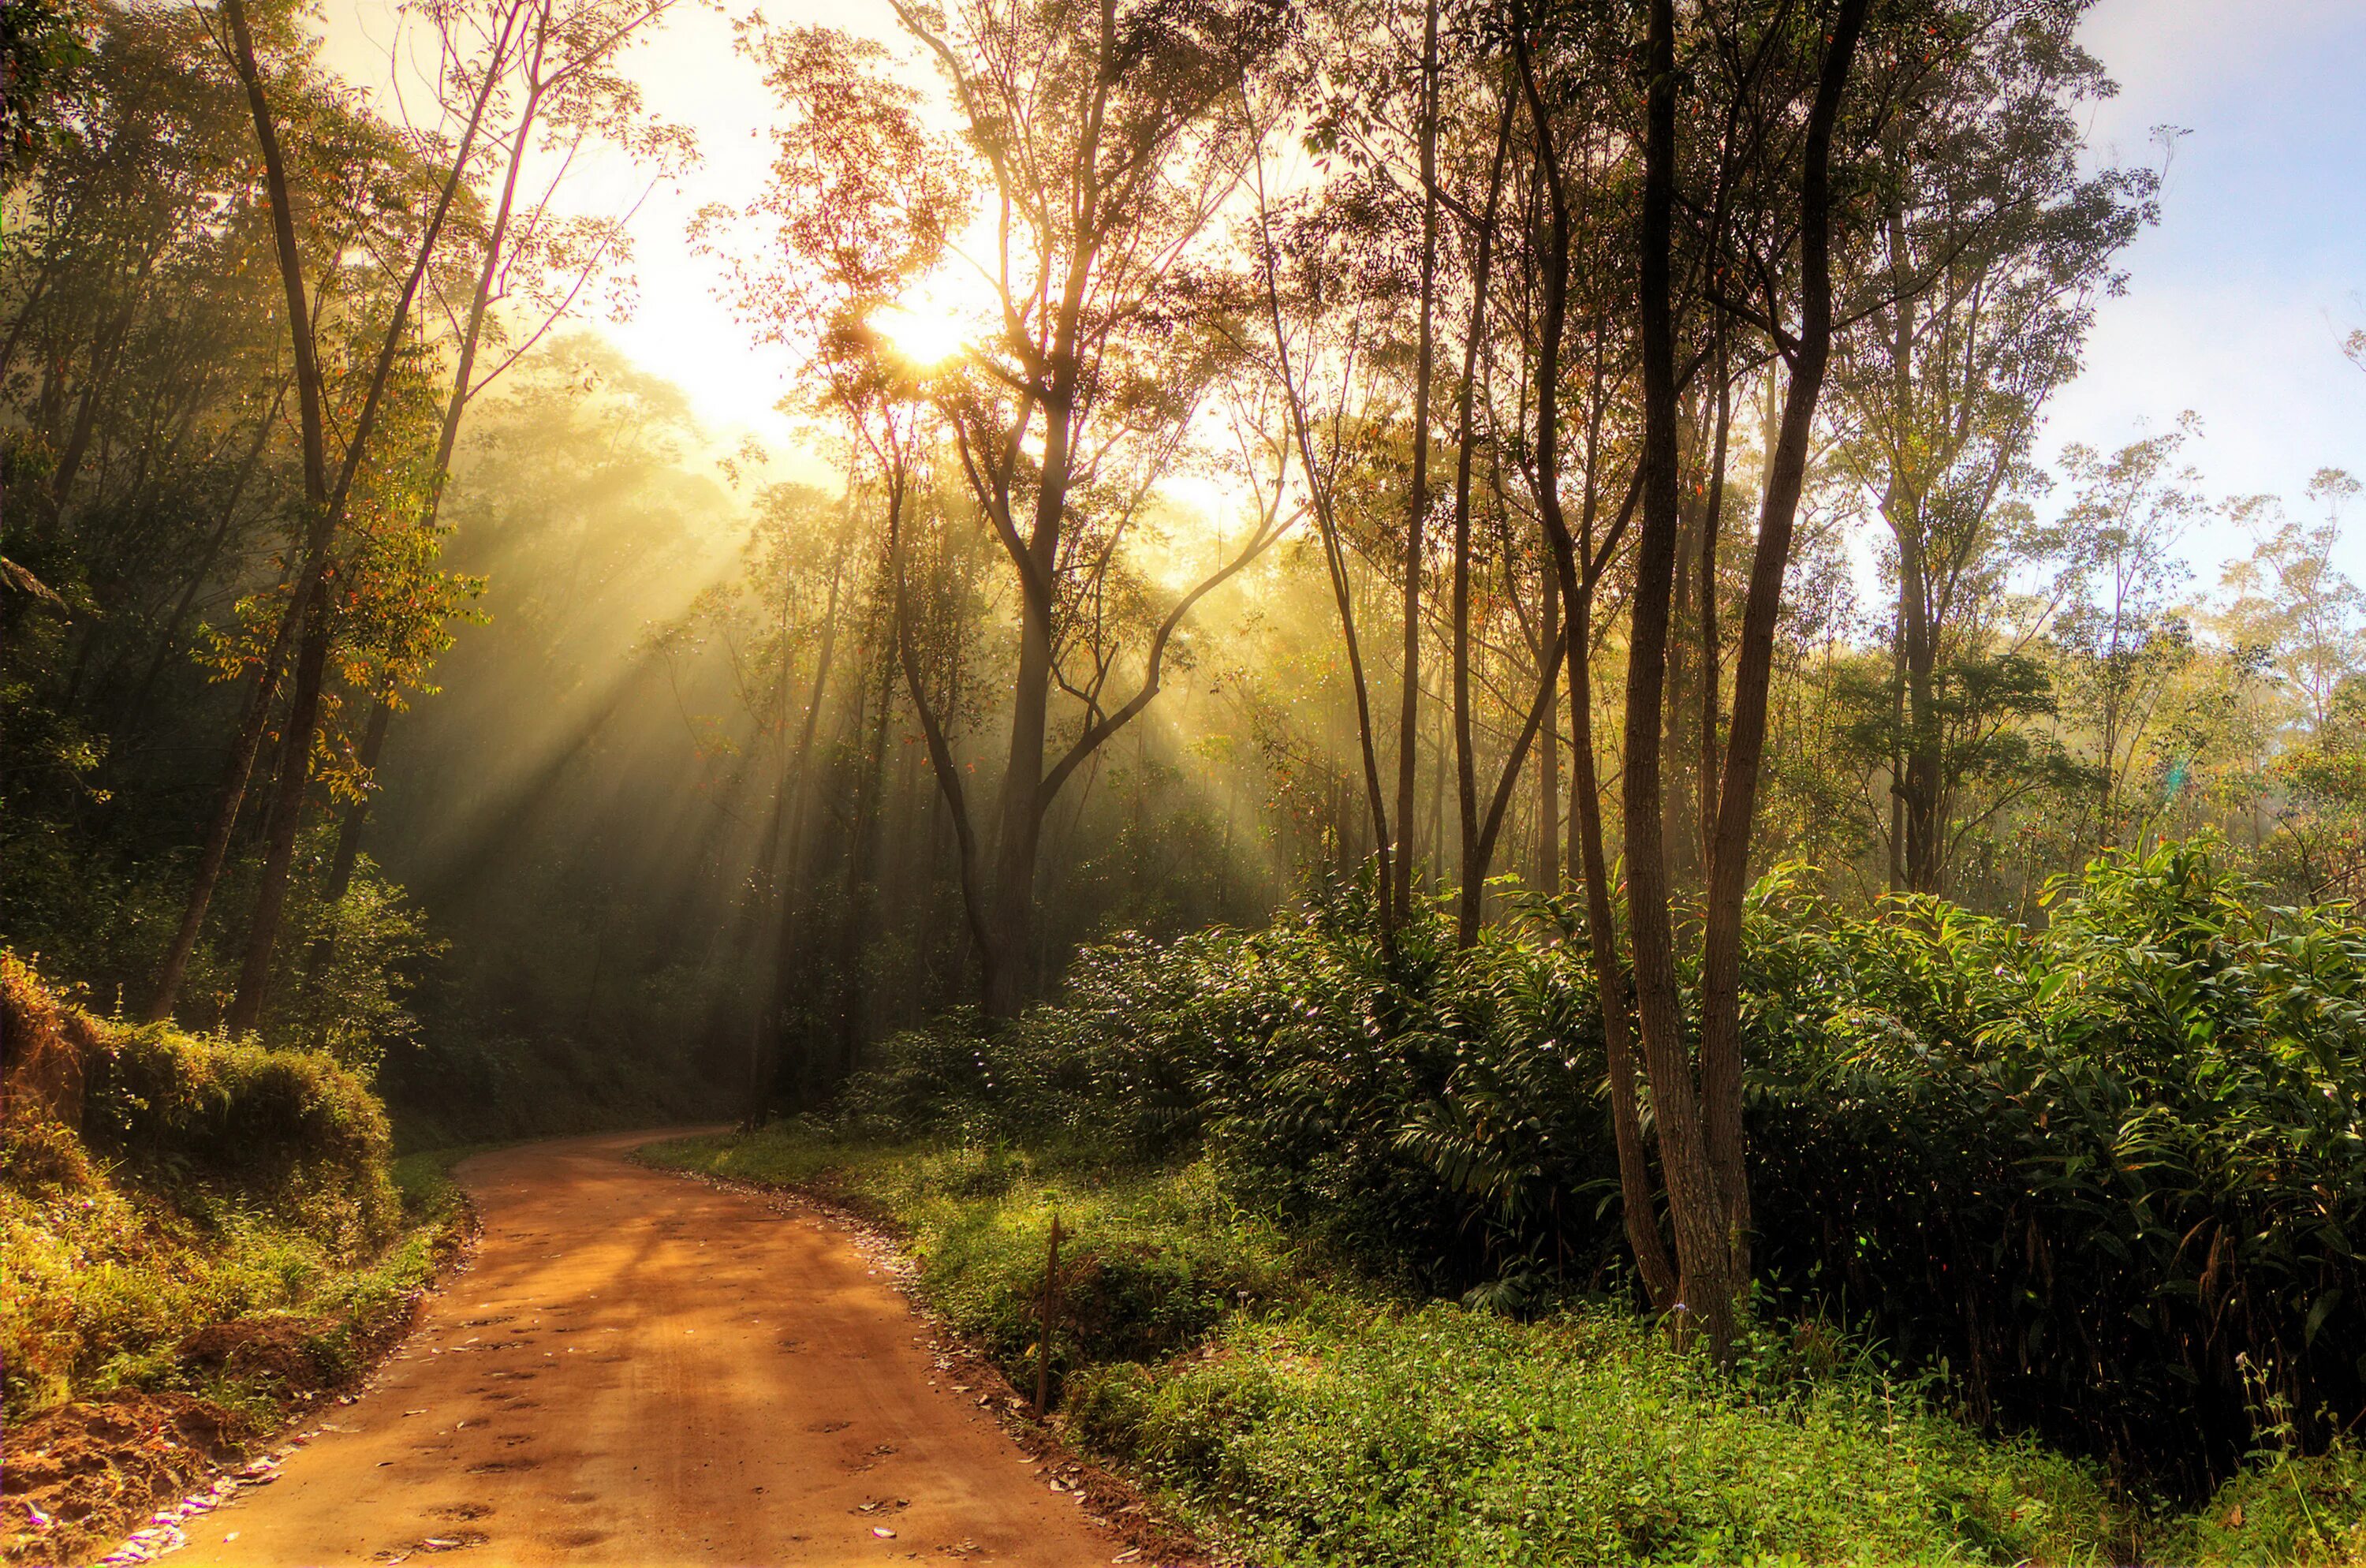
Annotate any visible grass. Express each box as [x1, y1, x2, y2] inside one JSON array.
[[637, 1133, 1323, 1393], [2, 1120, 471, 1423], [390, 1141, 504, 1223], [640, 1127, 2144, 1566], [1072, 1304, 2115, 1566], [2166, 1442, 2366, 1566]]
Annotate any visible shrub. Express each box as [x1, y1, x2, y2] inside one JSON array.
[[2172, 1439, 2366, 1566], [804, 842, 2366, 1488], [2, 953, 407, 1417], [1750, 844, 2366, 1485]]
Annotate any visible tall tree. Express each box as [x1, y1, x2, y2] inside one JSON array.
[[1626, 0, 1872, 1352], [195, 0, 521, 1030], [317, 0, 692, 913], [1829, 6, 2151, 892], [882, 0, 1294, 1014]]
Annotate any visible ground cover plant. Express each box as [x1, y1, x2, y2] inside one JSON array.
[[643, 1131, 2132, 1564]]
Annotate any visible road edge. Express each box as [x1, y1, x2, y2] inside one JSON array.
[[60, 1185, 484, 1568], [631, 1145, 1219, 1568]]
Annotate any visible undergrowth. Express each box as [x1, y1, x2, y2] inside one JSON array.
[[640, 1129, 2136, 1565], [1, 953, 465, 1423]]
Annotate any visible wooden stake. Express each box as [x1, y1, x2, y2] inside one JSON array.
[[1036, 1213, 1063, 1413]]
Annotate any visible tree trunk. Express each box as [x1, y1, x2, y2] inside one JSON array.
[[1538, 561, 1561, 890], [48, 250, 157, 511], [321, 684, 394, 906], [1450, 91, 1516, 948], [1625, 0, 1738, 1351], [1572, 581, 1677, 1309], [143, 603, 297, 1021], [1894, 489, 1942, 893], [753, 536, 848, 1118], [981, 369, 1077, 1017], [225, 584, 333, 1035], [1698, 334, 1731, 858], [1692, 0, 1872, 1322], [837, 655, 896, 1077], [177, 0, 515, 1024], [985, 579, 1053, 1017], [1395, 0, 1439, 919], [319, 56, 554, 899], [1513, 32, 1675, 1308], [1255, 196, 1397, 956]]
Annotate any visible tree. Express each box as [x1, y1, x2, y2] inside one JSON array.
[[181, 0, 521, 1032], [2219, 469, 2364, 734], [2050, 420, 2204, 853], [318, 0, 693, 913], [1625, 0, 1874, 1353], [881, 0, 1294, 1014], [1828, 5, 2151, 893]]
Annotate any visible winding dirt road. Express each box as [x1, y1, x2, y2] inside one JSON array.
[[159, 1133, 1129, 1566]]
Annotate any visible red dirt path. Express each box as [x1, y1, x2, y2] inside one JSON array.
[[157, 1131, 1129, 1566]]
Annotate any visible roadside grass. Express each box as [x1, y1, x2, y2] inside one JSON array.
[[639, 1126, 2135, 1566], [1069, 1304, 2116, 1567], [638, 1133, 1326, 1392], [390, 1141, 503, 1225], [2, 1126, 470, 1421], [2168, 1443, 2366, 1566]]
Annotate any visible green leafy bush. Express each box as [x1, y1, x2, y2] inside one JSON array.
[[646, 1129, 2125, 1566], [2, 954, 415, 1417], [78, 1021, 399, 1252], [1749, 844, 2366, 1484], [801, 843, 2366, 1488], [2171, 1439, 2366, 1566]]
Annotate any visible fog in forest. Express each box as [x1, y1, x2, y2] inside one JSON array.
[[9, 2, 2366, 1559]]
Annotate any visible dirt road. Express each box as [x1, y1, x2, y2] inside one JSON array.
[[159, 1133, 1130, 1566]]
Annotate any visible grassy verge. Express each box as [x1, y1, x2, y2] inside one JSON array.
[[2, 1124, 476, 1423], [2, 955, 487, 1562], [390, 1141, 503, 1223], [2, 1131, 480, 1564], [640, 1128, 2148, 1566]]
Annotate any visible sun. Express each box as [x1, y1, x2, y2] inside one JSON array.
[[869, 301, 970, 368]]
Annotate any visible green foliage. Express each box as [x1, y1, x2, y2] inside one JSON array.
[[793, 842, 2366, 1488], [78, 1016, 399, 1253], [643, 1134, 1313, 1398], [1750, 842, 2366, 1484], [836, 887, 1625, 1289], [644, 1129, 2124, 1566], [2172, 1439, 2366, 1566], [1073, 1304, 2117, 1566], [0, 956, 432, 1420], [389, 1142, 498, 1223], [0, 0, 92, 182], [257, 850, 442, 1072]]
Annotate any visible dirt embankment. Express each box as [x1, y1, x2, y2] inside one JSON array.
[[5, 1221, 470, 1566]]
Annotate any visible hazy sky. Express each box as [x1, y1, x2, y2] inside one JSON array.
[[331, 1, 2366, 569], [2047, 2, 2366, 564]]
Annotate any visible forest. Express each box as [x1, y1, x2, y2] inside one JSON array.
[[5, 0, 2366, 1562]]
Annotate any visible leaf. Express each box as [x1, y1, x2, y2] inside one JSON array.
[[2305, 1287, 2342, 1346]]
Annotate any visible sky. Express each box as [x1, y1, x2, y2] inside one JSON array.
[[2046, 1, 2366, 570], [326, 0, 2366, 571]]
